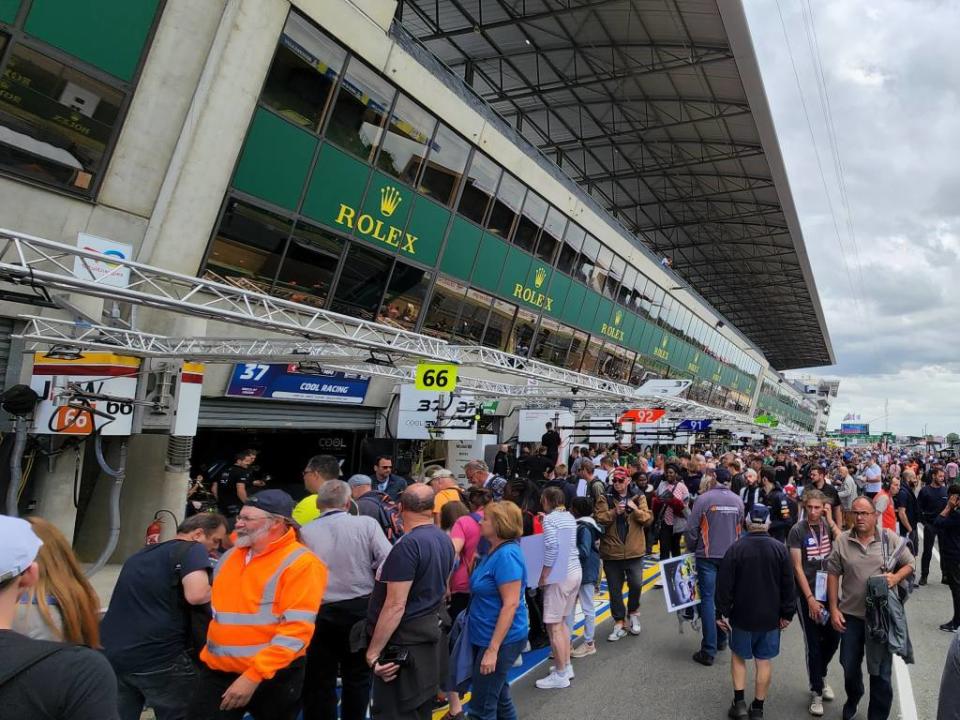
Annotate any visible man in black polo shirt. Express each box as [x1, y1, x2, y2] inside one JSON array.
[[101, 513, 227, 720], [541, 422, 562, 466], [213, 448, 258, 519]]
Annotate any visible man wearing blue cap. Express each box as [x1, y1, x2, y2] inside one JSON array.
[[717, 505, 796, 720], [0, 515, 118, 719]]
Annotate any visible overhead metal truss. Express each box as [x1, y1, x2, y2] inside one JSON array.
[[395, 0, 834, 370]]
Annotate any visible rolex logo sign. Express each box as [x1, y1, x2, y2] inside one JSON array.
[[380, 186, 402, 217], [654, 333, 670, 360], [600, 308, 625, 342], [534, 266, 547, 288], [334, 183, 418, 254]]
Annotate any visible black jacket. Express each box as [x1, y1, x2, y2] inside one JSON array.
[[717, 532, 795, 632], [764, 485, 798, 543], [935, 510, 960, 561], [493, 451, 517, 480]]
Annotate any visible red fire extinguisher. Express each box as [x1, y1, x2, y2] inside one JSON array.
[[145, 513, 163, 545]]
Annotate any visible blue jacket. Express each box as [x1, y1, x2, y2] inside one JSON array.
[[575, 517, 602, 586], [376, 473, 407, 502]]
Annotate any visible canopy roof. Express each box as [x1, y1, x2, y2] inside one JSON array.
[[395, 0, 834, 370]]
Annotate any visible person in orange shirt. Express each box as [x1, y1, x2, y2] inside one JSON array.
[[430, 469, 464, 525], [188, 490, 327, 720]]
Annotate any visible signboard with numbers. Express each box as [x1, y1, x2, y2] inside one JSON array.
[[394, 385, 477, 440], [225, 364, 369, 405], [677, 419, 713, 432]]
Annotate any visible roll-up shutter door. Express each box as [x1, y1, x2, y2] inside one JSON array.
[[0, 317, 13, 393], [198, 398, 378, 430]]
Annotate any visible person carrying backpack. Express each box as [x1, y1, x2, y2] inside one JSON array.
[[569, 497, 602, 658], [349, 474, 403, 542]]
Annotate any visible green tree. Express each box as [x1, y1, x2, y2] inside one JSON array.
[[948, 432, 959, 446]]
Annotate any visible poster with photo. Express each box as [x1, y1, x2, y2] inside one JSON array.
[[659, 553, 700, 612]]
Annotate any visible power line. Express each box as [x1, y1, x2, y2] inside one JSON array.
[[799, 0, 866, 293], [774, 0, 865, 317]]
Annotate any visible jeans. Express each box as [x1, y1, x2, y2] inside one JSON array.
[[659, 523, 682, 560], [187, 658, 305, 720], [696, 558, 726, 657], [303, 596, 371, 720], [467, 639, 525, 720], [796, 600, 841, 694], [603, 558, 644, 622], [565, 583, 596, 643], [922, 521, 942, 579], [943, 557, 960, 625], [839, 614, 892, 720], [117, 653, 197, 720]]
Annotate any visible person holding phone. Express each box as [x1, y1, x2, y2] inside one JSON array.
[[465, 502, 529, 720]]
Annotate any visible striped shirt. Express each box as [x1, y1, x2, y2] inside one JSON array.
[[542, 510, 580, 576]]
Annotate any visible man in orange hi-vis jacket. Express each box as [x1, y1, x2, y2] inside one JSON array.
[[188, 490, 328, 720]]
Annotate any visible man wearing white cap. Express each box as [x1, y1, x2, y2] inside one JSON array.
[[0, 515, 118, 719]]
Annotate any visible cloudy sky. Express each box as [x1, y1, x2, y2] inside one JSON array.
[[743, 0, 960, 436]]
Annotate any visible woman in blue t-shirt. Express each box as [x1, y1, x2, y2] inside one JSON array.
[[467, 501, 529, 720]]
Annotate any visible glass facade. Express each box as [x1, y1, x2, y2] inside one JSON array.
[[756, 379, 817, 431], [204, 10, 764, 406], [0, 0, 162, 195]]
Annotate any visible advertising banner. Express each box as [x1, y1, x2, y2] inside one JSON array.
[[73, 233, 133, 288], [395, 385, 477, 440], [840, 423, 870, 436], [226, 363, 369, 405]]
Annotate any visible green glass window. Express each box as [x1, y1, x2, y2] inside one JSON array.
[[272, 221, 344, 307], [591, 245, 612, 295], [603, 254, 624, 300], [556, 223, 584, 276], [330, 243, 392, 320], [576, 234, 599, 286], [0, 44, 123, 193], [511, 305, 538, 357], [204, 199, 292, 290], [457, 152, 500, 225], [261, 13, 345, 131], [486, 172, 523, 238], [421, 275, 468, 339], [419, 123, 469, 206], [325, 57, 395, 162], [378, 260, 431, 331], [376, 94, 436, 185], [483, 298, 516, 351], [617, 265, 637, 307], [512, 190, 546, 253], [457, 287, 494, 343], [535, 205, 565, 265], [532, 317, 577, 368]]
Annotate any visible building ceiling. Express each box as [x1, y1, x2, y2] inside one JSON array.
[[395, 0, 834, 370]]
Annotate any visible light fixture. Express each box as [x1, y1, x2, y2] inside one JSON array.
[[44, 345, 83, 361], [715, 321, 725, 329]]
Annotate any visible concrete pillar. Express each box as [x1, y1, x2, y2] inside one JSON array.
[[30, 443, 84, 544], [73, 434, 188, 563], [138, 0, 289, 274]]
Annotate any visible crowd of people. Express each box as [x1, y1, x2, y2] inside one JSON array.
[[3, 431, 960, 720]]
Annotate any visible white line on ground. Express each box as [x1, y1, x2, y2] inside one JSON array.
[[893, 655, 919, 720]]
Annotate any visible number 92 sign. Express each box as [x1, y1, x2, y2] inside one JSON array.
[[414, 363, 458, 391]]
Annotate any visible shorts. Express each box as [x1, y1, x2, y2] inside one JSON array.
[[729, 626, 780, 660], [543, 568, 582, 624]]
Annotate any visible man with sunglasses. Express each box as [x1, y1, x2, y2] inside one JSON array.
[[189, 490, 327, 720], [827, 496, 915, 720]]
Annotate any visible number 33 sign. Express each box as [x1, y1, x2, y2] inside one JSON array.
[[414, 363, 458, 391]]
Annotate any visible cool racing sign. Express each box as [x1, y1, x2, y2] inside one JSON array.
[[226, 364, 369, 404]]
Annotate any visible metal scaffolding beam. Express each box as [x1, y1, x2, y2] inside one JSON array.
[[0, 229, 457, 362]]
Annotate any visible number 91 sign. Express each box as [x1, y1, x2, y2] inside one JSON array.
[[414, 363, 458, 392]]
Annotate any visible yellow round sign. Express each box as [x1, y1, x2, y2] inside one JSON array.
[[414, 363, 458, 391]]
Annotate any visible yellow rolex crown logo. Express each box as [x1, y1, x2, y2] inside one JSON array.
[[534, 267, 547, 288], [380, 186, 402, 217], [614, 309, 623, 326], [661, 336, 669, 348]]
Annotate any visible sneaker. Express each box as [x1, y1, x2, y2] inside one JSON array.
[[629, 614, 642, 635], [548, 664, 574, 679], [822, 684, 834, 702], [692, 650, 714, 666], [841, 701, 858, 720], [607, 625, 628, 642], [727, 700, 748, 719], [570, 641, 597, 658], [535, 671, 570, 689], [748, 706, 764, 720], [940, 622, 958, 633], [809, 693, 824, 716]]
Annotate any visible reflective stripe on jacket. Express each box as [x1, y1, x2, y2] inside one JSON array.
[[201, 528, 327, 682]]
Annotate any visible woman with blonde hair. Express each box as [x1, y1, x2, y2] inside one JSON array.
[[14, 516, 101, 647]]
